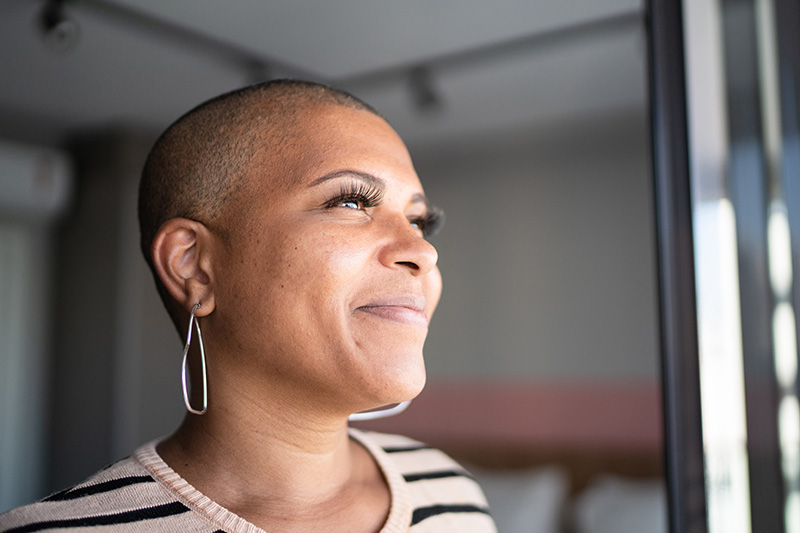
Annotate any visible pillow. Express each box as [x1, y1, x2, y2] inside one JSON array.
[[468, 465, 569, 533], [572, 475, 667, 533]]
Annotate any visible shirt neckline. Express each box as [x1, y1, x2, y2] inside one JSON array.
[[133, 428, 411, 533]]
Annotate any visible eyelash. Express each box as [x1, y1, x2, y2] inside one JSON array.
[[409, 207, 444, 238], [323, 181, 444, 237], [323, 182, 385, 210]]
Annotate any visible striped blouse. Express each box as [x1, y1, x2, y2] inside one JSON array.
[[0, 429, 496, 532]]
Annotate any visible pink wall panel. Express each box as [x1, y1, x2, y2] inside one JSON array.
[[353, 380, 662, 452]]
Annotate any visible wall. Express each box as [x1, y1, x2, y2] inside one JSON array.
[[46, 130, 183, 492], [416, 110, 658, 381], [0, 140, 72, 511]]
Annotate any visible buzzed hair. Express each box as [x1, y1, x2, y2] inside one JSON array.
[[138, 79, 378, 323]]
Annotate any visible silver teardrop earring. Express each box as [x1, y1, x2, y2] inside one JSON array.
[[349, 400, 411, 422], [181, 303, 208, 415]]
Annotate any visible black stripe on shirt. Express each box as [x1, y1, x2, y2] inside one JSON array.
[[403, 470, 472, 483], [411, 504, 491, 525], [382, 444, 431, 453], [4, 501, 190, 533], [43, 475, 156, 502]]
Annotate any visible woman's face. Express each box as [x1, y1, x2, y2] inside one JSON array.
[[207, 104, 442, 416]]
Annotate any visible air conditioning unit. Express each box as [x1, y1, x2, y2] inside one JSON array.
[[0, 139, 72, 221]]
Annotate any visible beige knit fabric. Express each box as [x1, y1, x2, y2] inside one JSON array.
[[0, 429, 496, 532]]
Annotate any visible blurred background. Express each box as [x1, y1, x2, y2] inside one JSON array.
[[9, 1, 793, 532]]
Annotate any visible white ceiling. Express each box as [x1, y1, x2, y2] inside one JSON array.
[[112, 0, 641, 78], [0, 0, 647, 148]]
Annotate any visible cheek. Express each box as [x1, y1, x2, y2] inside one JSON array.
[[266, 231, 372, 307], [217, 224, 376, 334]]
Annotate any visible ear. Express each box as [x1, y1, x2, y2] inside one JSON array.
[[151, 218, 216, 317]]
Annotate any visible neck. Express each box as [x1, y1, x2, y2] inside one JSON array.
[[156, 353, 392, 531], [159, 394, 358, 505]]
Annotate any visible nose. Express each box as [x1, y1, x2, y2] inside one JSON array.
[[378, 216, 439, 276]]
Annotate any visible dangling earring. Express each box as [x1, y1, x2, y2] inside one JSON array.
[[181, 303, 208, 415], [349, 400, 411, 422]]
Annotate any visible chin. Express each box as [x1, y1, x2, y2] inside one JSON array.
[[361, 352, 427, 408], [392, 369, 427, 403]]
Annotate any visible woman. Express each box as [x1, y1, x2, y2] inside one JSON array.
[[0, 80, 496, 532]]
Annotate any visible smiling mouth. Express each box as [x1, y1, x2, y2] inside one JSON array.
[[355, 297, 428, 327]]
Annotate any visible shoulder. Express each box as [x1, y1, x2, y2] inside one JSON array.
[[0, 446, 207, 533], [350, 428, 472, 481], [350, 429, 498, 532], [352, 429, 470, 479]]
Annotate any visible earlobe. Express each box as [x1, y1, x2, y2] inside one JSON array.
[[151, 218, 216, 316]]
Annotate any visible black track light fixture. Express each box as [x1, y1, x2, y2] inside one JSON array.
[[39, 0, 81, 52], [409, 66, 443, 114]]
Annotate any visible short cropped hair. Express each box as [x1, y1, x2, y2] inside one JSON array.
[[138, 80, 378, 324]]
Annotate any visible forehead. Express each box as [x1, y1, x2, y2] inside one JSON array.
[[248, 104, 421, 192]]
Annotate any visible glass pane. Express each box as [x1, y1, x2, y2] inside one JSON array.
[[683, 0, 800, 530]]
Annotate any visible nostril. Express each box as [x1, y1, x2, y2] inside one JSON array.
[[397, 261, 420, 270]]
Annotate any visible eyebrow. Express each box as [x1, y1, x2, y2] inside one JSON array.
[[410, 192, 431, 209], [308, 169, 385, 188]]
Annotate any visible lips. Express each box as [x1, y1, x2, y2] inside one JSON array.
[[355, 295, 429, 327]]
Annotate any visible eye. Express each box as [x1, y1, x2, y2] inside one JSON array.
[[339, 199, 362, 210], [323, 181, 384, 211], [408, 207, 444, 237]]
